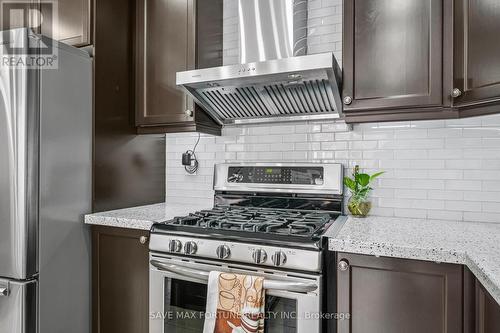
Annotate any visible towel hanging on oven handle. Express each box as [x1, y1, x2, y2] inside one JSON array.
[[150, 260, 318, 293]]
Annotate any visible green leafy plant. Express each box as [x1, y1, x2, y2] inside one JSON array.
[[344, 165, 384, 202]]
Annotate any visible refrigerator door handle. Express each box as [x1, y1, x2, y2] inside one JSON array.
[[0, 279, 37, 333]]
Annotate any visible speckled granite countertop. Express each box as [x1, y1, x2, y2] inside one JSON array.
[[84, 203, 213, 231], [328, 216, 500, 305]]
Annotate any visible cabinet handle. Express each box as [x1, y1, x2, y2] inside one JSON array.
[[451, 88, 462, 98], [139, 236, 149, 245], [338, 260, 349, 271], [343, 96, 352, 105], [185, 109, 193, 117]]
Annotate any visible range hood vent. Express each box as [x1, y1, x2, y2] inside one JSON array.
[[176, 0, 343, 125]]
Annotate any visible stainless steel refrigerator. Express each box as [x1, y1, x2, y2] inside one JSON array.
[[0, 28, 92, 333]]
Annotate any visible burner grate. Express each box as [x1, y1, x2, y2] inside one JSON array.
[[166, 206, 333, 238]]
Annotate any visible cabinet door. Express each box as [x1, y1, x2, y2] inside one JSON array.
[[337, 253, 462, 333], [454, 0, 500, 106], [43, 0, 91, 46], [0, 0, 40, 31], [92, 226, 149, 333], [135, 0, 195, 126], [343, 0, 443, 111], [475, 279, 500, 333]]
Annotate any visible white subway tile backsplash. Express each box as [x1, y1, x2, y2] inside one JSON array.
[[269, 143, 294, 151], [428, 190, 464, 201], [295, 142, 321, 151], [428, 170, 464, 180], [463, 191, 500, 203], [464, 149, 500, 159], [283, 134, 308, 143], [464, 170, 500, 180], [463, 128, 500, 137], [464, 212, 500, 223], [427, 210, 464, 221], [445, 201, 482, 212], [482, 138, 500, 147], [482, 182, 500, 192], [428, 128, 463, 138], [395, 189, 427, 199], [349, 140, 378, 150], [283, 151, 309, 161], [335, 131, 363, 141], [445, 180, 482, 191], [394, 208, 428, 219], [481, 114, 500, 126], [428, 149, 463, 159], [363, 150, 394, 160], [394, 129, 428, 139], [393, 150, 428, 160], [321, 122, 351, 132], [363, 130, 395, 140], [378, 198, 414, 209], [411, 199, 445, 210], [309, 133, 335, 142], [482, 160, 500, 169], [321, 141, 348, 150], [482, 202, 500, 213], [445, 159, 482, 169], [164, 1, 500, 224], [445, 138, 483, 148]]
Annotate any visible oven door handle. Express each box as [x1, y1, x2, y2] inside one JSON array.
[[150, 260, 318, 293]]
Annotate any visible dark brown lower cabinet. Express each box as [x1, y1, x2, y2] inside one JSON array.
[[336, 253, 463, 333], [475, 283, 500, 333], [464, 268, 500, 333], [92, 226, 149, 333]]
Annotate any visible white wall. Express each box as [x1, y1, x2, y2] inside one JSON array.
[[165, 0, 500, 224]]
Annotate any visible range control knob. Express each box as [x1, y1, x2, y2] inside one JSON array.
[[252, 249, 267, 264], [168, 239, 182, 253], [271, 251, 287, 267], [216, 245, 231, 259], [184, 241, 198, 255]]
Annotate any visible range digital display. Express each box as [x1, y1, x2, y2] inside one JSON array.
[[265, 168, 281, 175]]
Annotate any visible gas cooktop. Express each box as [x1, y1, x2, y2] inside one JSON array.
[[152, 205, 336, 243]]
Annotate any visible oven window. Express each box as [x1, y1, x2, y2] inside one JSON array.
[[165, 278, 207, 332], [164, 278, 298, 333], [265, 296, 297, 333]]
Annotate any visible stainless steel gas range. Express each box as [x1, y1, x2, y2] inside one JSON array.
[[149, 163, 345, 333]]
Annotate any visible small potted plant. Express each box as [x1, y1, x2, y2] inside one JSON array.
[[343, 165, 384, 217]]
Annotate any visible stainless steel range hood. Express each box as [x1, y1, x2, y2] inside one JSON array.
[[176, 0, 342, 125]]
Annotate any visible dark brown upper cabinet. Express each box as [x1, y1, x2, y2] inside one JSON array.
[[41, 0, 92, 46], [453, 0, 500, 110], [343, 0, 444, 112], [135, 0, 222, 135], [336, 253, 463, 333], [0, 0, 91, 46], [343, 0, 500, 123]]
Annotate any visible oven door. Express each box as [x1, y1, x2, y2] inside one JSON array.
[[149, 253, 322, 333]]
